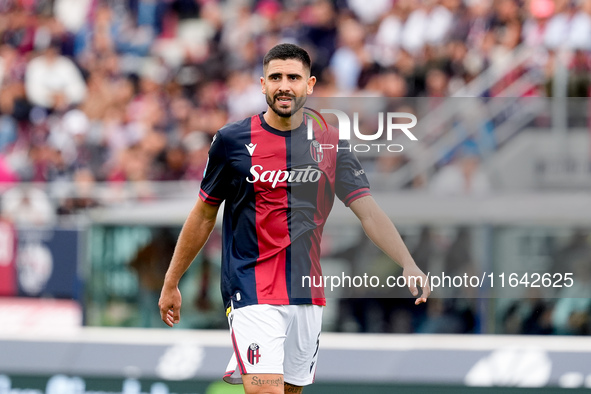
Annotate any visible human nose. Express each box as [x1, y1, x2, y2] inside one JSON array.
[[278, 77, 292, 93]]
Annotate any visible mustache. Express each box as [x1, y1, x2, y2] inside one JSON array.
[[274, 93, 296, 100]]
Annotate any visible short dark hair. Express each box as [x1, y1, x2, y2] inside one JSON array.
[[263, 43, 311, 73]]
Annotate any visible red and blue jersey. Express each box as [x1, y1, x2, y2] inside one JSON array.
[[199, 113, 371, 309]]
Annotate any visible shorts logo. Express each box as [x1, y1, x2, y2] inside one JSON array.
[[247, 343, 261, 365], [310, 140, 324, 163]]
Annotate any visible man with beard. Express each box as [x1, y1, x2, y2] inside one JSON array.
[[158, 43, 430, 394]]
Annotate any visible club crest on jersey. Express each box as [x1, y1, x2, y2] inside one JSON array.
[[310, 140, 324, 163], [247, 343, 261, 365]]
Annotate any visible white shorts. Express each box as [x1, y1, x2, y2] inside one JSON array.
[[223, 303, 323, 386]]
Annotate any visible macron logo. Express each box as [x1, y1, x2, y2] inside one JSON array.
[[245, 143, 257, 156]]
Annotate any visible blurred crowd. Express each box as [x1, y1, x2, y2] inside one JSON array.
[[1, 0, 591, 221]]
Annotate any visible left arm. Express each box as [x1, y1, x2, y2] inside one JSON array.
[[349, 195, 430, 304]]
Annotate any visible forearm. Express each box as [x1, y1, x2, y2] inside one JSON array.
[[163, 202, 217, 287], [352, 197, 416, 269], [351, 196, 430, 302]]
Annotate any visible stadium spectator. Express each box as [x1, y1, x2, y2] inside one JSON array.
[[417, 298, 466, 333], [552, 248, 591, 335], [297, 0, 337, 76], [430, 152, 492, 196], [329, 16, 369, 93], [56, 166, 100, 215], [130, 228, 176, 328], [53, 0, 92, 35], [0, 154, 18, 184], [182, 131, 209, 181], [0, 44, 30, 128], [25, 40, 86, 110], [225, 69, 267, 122], [1, 185, 55, 226]]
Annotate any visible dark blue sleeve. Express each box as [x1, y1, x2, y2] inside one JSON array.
[[335, 140, 371, 207], [199, 132, 230, 205]]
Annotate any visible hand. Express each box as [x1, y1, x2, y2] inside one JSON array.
[[159, 284, 182, 327], [403, 265, 431, 305]]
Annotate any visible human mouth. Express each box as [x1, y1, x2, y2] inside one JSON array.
[[275, 95, 294, 105]]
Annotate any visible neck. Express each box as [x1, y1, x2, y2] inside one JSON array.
[[263, 109, 304, 131]]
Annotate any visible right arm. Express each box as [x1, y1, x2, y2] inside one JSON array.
[[158, 198, 220, 327]]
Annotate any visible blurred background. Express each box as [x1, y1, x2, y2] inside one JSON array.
[[1, 0, 591, 392]]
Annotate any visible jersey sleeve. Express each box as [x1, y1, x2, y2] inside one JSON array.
[[335, 140, 371, 207], [199, 132, 230, 206]]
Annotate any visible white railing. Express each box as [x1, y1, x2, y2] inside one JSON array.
[[379, 45, 547, 189]]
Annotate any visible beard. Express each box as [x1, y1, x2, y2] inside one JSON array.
[[266, 92, 307, 118]]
